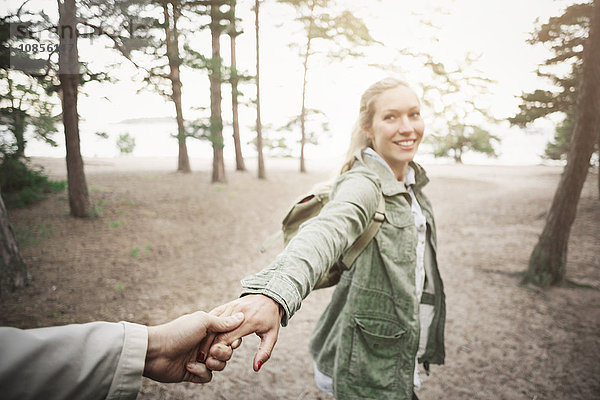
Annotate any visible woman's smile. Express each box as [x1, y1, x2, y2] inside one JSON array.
[[393, 138, 418, 150]]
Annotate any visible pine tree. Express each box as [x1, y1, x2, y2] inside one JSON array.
[[0, 11, 59, 159], [510, 2, 595, 164], [277, 0, 374, 172], [58, 0, 91, 217], [228, 0, 246, 171], [523, 0, 600, 287], [420, 54, 500, 163], [255, 0, 265, 179]]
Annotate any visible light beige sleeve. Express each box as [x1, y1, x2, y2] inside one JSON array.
[[0, 321, 148, 400]]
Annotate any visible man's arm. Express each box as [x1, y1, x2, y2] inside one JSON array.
[[0, 312, 244, 400]]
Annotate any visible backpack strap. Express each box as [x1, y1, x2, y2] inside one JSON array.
[[340, 192, 385, 269]]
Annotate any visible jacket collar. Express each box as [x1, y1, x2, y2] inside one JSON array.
[[353, 148, 429, 196]]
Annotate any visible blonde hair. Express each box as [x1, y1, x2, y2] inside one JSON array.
[[340, 77, 412, 174]]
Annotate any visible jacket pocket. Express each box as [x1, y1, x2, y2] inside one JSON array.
[[376, 210, 417, 263], [348, 315, 406, 389], [384, 210, 413, 228]]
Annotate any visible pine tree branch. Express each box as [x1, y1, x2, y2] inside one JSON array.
[[77, 20, 168, 79]]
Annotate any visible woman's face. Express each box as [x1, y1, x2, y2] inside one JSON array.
[[366, 85, 425, 178]]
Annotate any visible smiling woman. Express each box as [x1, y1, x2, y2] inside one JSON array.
[[365, 84, 425, 181], [340, 78, 425, 175], [202, 77, 445, 400]]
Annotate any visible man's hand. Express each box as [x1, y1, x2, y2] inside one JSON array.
[[143, 311, 244, 383], [200, 295, 283, 372]]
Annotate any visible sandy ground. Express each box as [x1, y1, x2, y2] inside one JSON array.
[[2, 156, 599, 400]]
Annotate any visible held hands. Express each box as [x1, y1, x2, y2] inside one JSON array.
[[200, 294, 284, 372], [143, 311, 244, 384]]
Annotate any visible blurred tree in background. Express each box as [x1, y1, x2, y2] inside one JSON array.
[[1, 11, 59, 159], [430, 125, 499, 164], [277, 0, 375, 172], [116, 133, 136, 155], [374, 5, 501, 165], [510, 2, 595, 164], [421, 54, 500, 163], [227, 0, 246, 172], [277, 107, 329, 157], [254, 0, 265, 179], [58, 0, 91, 217], [184, 0, 244, 182], [524, 0, 599, 287], [207, 0, 229, 183]]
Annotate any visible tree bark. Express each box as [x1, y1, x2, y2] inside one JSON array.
[[210, 2, 226, 183], [6, 76, 26, 159], [164, 2, 191, 173], [14, 108, 26, 159], [255, 0, 265, 180], [0, 190, 29, 297], [58, 0, 90, 218], [229, 3, 245, 171], [524, 0, 600, 287]]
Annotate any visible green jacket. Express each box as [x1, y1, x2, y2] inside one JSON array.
[[242, 151, 446, 399]]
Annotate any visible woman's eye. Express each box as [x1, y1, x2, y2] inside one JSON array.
[[384, 114, 395, 120], [410, 112, 421, 118]]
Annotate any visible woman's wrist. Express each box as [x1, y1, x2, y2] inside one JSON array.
[[241, 293, 285, 321]]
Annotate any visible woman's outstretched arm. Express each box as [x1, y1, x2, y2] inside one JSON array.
[[203, 167, 380, 371]]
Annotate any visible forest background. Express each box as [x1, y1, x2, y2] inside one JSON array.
[[7, 0, 574, 166]]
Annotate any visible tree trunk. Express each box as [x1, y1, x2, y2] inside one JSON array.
[[164, 2, 191, 173], [210, 2, 226, 183], [299, 2, 315, 174], [453, 148, 463, 164], [6, 77, 26, 159], [13, 108, 26, 159], [524, 0, 600, 287], [58, 0, 90, 218], [229, 4, 245, 171], [255, 0, 265, 180], [0, 190, 29, 297]]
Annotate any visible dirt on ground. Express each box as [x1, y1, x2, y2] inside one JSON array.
[[2, 157, 599, 400]]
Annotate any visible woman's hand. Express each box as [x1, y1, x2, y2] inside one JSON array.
[[200, 294, 284, 372], [143, 311, 244, 383]]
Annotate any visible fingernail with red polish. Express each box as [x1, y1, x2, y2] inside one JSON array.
[[256, 360, 263, 371], [198, 352, 206, 362]]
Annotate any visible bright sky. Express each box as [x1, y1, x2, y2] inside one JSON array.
[[5, 0, 572, 165]]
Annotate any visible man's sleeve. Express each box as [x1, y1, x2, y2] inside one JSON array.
[[0, 321, 148, 400]]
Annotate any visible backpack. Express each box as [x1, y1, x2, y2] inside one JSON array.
[[280, 181, 385, 289]]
